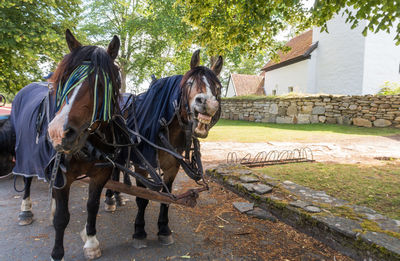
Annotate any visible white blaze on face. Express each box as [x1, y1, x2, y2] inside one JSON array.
[[48, 83, 84, 148], [201, 76, 214, 99], [201, 76, 219, 116]]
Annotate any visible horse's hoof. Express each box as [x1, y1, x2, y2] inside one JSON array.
[[115, 195, 128, 206], [104, 202, 116, 212], [104, 197, 116, 212], [132, 238, 147, 249], [83, 246, 101, 260], [158, 234, 174, 246], [18, 211, 34, 226]]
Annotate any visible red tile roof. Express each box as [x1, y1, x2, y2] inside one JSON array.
[[230, 74, 265, 96], [262, 30, 317, 72]]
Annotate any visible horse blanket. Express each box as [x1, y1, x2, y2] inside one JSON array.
[[9, 75, 183, 186], [10, 83, 63, 186], [126, 75, 183, 168]]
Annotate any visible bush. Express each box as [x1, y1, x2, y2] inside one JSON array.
[[377, 81, 400, 95]]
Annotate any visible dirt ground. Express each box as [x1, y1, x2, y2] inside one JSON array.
[[179, 177, 352, 261], [2, 134, 395, 260], [201, 134, 400, 165], [0, 173, 352, 261]]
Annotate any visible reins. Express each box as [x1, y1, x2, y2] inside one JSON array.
[[44, 68, 217, 203]]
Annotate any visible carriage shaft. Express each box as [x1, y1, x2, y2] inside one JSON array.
[[79, 179, 200, 207]]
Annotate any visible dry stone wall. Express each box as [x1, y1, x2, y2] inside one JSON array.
[[221, 95, 400, 127]]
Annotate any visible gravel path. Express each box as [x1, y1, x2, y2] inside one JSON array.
[[201, 134, 400, 165]]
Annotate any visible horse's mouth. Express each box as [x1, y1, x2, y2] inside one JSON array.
[[194, 113, 212, 138]]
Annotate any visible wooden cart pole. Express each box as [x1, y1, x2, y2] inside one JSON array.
[[79, 178, 200, 207]]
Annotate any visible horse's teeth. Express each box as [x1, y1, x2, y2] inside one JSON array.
[[198, 118, 210, 124], [198, 113, 211, 124]]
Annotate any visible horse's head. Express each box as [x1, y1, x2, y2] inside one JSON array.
[[181, 50, 223, 138], [48, 30, 121, 154]]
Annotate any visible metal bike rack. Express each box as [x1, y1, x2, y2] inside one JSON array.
[[226, 147, 314, 168]]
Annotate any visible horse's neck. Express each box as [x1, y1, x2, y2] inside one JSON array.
[[167, 117, 186, 154]]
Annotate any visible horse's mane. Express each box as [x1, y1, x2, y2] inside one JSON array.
[[51, 45, 121, 112]]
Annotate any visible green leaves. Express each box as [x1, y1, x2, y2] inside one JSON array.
[[312, 0, 400, 45], [0, 0, 81, 94], [80, 0, 194, 92], [177, 0, 310, 56], [177, 0, 400, 59]]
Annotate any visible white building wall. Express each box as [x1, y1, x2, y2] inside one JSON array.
[[306, 44, 318, 93], [264, 60, 309, 95], [362, 28, 400, 94], [225, 77, 236, 97], [313, 16, 366, 95]]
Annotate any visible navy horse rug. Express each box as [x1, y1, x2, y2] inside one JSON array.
[[9, 75, 183, 187], [10, 83, 64, 187], [125, 75, 183, 168]]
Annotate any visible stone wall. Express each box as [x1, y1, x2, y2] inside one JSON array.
[[221, 95, 400, 127]]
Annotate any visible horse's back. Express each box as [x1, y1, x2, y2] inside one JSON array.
[[11, 82, 56, 179], [125, 75, 183, 167]]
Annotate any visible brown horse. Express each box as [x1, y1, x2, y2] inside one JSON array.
[[105, 50, 223, 248], [1, 30, 121, 261]]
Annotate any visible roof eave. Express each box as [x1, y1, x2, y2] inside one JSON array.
[[262, 41, 319, 72]]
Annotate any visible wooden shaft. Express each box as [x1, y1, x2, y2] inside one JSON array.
[[79, 178, 198, 207]]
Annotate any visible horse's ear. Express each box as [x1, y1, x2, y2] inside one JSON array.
[[190, 49, 201, 69], [211, 55, 223, 76], [65, 29, 82, 52], [107, 35, 120, 60]]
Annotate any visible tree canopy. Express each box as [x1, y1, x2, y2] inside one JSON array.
[[80, 0, 194, 92], [0, 0, 81, 94], [2, 0, 398, 95], [177, 0, 400, 56]]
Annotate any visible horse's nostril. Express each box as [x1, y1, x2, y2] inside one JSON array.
[[195, 96, 205, 105], [64, 126, 77, 141]]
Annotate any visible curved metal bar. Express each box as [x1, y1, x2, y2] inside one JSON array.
[[226, 152, 238, 164], [278, 150, 289, 161], [240, 153, 252, 164], [267, 150, 279, 161], [253, 151, 267, 163]]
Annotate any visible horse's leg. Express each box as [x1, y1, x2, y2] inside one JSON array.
[[104, 168, 118, 212], [157, 180, 174, 245], [132, 168, 149, 249], [114, 173, 131, 206], [157, 159, 180, 246], [50, 178, 72, 261], [80, 168, 112, 259], [18, 177, 34, 226], [49, 193, 56, 224]]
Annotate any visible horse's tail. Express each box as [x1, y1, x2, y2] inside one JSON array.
[[0, 118, 15, 177]]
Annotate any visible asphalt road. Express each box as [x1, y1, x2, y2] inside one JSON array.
[[0, 173, 351, 261]]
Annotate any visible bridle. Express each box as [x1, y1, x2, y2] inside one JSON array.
[[49, 70, 221, 200], [158, 73, 222, 185]]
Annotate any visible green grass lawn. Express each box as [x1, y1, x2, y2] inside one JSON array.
[[256, 162, 400, 220], [204, 119, 400, 142]]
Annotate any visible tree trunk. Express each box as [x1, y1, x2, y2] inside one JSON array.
[[120, 66, 127, 93]]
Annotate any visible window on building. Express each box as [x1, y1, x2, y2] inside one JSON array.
[[272, 90, 277, 96], [288, 86, 294, 93]]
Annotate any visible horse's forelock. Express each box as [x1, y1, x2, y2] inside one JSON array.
[[52, 45, 121, 113], [181, 66, 221, 97]]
